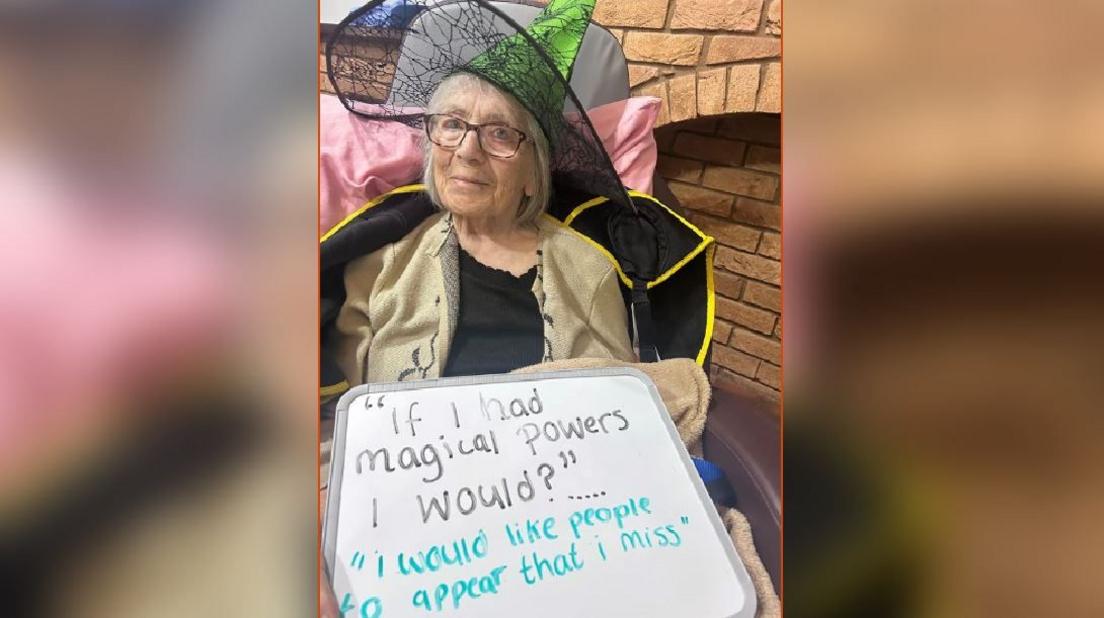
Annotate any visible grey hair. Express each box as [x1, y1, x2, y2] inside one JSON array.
[[422, 72, 552, 228]]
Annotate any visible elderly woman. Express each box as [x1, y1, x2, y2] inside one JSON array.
[[333, 72, 635, 385], [322, 0, 715, 395], [321, 3, 774, 615]]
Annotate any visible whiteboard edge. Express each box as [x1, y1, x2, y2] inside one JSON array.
[[321, 368, 760, 617], [321, 383, 362, 583]]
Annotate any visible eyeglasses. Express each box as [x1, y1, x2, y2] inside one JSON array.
[[424, 113, 528, 159]]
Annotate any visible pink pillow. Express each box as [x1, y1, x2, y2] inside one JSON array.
[[566, 99, 659, 194], [320, 94, 660, 234]]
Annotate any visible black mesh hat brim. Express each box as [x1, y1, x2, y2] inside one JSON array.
[[325, 0, 633, 212]]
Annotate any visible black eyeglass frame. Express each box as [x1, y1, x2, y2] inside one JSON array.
[[423, 113, 529, 159]]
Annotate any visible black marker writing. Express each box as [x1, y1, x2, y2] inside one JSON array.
[[417, 470, 538, 523], [516, 410, 630, 455]]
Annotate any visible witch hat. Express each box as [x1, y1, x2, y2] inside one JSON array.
[[326, 0, 632, 210], [463, 0, 595, 145]]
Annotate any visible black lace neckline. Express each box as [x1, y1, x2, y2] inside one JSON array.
[[457, 247, 537, 289]]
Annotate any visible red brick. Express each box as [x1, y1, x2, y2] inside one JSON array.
[[715, 246, 780, 283], [711, 367, 781, 405], [668, 182, 733, 217], [671, 0, 763, 32], [713, 319, 734, 344], [672, 133, 747, 166], [725, 65, 759, 112], [743, 281, 781, 311], [688, 213, 761, 251], [668, 73, 697, 123], [628, 65, 661, 87], [593, 0, 668, 29], [702, 166, 778, 200], [774, 319, 782, 338], [745, 145, 780, 174], [657, 155, 703, 183], [706, 36, 781, 64], [766, 0, 781, 35], [714, 345, 760, 378], [728, 327, 781, 364], [730, 197, 781, 230], [697, 68, 727, 116], [756, 362, 781, 389], [623, 32, 704, 66], [717, 114, 780, 145], [757, 62, 781, 113], [713, 270, 746, 300], [759, 231, 781, 258], [716, 297, 776, 334]]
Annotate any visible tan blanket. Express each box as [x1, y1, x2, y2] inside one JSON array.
[[515, 357, 780, 618]]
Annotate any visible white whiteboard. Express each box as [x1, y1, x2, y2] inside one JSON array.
[[324, 368, 755, 617]]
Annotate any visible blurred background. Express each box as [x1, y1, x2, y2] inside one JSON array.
[[784, 0, 1104, 617], [0, 0, 318, 615], [2, 0, 1103, 616]]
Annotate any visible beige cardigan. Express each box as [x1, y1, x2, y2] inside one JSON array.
[[334, 211, 635, 384]]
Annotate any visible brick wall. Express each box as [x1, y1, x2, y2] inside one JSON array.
[[588, 0, 782, 403], [591, 0, 782, 125], [655, 113, 781, 403], [320, 1, 784, 403], [322, 1, 783, 123]]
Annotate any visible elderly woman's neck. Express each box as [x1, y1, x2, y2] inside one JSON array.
[[453, 214, 538, 275], [454, 212, 532, 242]]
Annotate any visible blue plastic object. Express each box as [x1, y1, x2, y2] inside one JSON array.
[[351, 0, 424, 28], [691, 456, 736, 506]]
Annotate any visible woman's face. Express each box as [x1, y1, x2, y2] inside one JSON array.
[[430, 84, 536, 224]]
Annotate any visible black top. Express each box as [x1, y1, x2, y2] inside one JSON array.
[[442, 248, 544, 377]]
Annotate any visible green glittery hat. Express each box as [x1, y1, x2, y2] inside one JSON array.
[[462, 0, 595, 142]]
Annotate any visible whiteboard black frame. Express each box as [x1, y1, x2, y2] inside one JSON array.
[[322, 367, 757, 618]]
